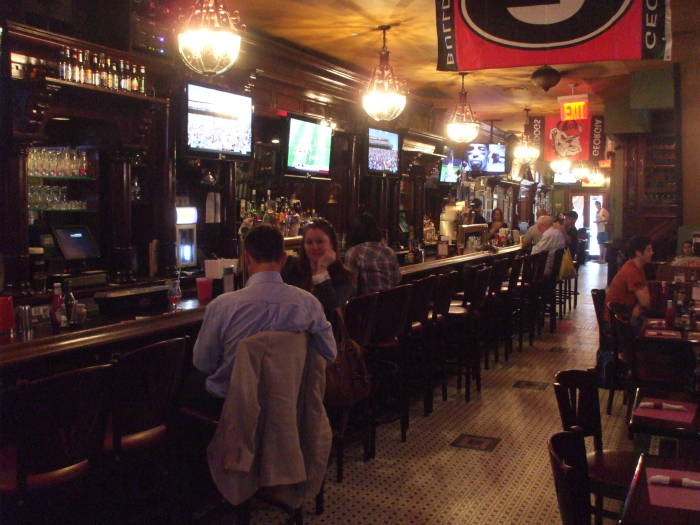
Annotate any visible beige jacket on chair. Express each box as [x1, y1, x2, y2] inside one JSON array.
[[207, 331, 331, 508]]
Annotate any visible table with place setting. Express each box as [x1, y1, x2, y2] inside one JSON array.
[[619, 454, 700, 525]]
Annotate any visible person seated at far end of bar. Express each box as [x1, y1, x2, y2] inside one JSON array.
[[671, 240, 700, 267], [186, 225, 337, 419], [531, 214, 566, 277], [604, 235, 653, 327]]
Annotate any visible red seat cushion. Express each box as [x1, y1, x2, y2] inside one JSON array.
[[586, 449, 638, 498]]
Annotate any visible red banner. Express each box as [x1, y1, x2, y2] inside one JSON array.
[[436, 0, 671, 71], [544, 115, 590, 162]]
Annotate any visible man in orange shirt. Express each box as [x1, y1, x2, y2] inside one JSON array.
[[605, 236, 653, 321]]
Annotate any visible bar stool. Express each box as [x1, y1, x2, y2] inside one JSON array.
[[0, 364, 113, 524], [428, 271, 459, 409], [484, 257, 511, 369], [368, 284, 414, 442], [447, 265, 492, 401], [499, 255, 524, 362]]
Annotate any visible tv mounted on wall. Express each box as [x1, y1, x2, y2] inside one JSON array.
[[464, 143, 506, 173], [439, 150, 463, 183], [284, 115, 333, 178], [185, 82, 252, 159], [368, 128, 400, 174]]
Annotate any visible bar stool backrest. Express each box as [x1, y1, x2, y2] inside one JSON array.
[[466, 266, 493, 310], [345, 292, 379, 347], [433, 271, 459, 319], [12, 363, 113, 485], [507, 256, 524, 293], [373, 284, 414, 344], [408, 274, 438, 326], [111, 337, 187, 454], [489, 258, 511, 295]]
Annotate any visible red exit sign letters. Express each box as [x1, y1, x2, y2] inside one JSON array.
[[558, 95, 589, 121]]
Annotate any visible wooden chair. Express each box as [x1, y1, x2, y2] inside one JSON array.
[[345, 292, 379, 348], [542, 248, 566, 333], [548, 430, 593, 525], [0, 364, 113, 524], [484, 257, 511, 368], [497, 256, 524, 362], [553, 369, 638, 525], [591, 289, 623, 415], [429, 270, 459, 409]]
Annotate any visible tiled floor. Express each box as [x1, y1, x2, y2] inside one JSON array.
[[205, 262, 634, 524]]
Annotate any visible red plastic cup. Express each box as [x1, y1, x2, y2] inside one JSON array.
[[196, 278, 213, 305], [0, 296, 15, 331]]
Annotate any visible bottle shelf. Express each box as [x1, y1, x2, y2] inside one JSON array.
[[29, 207, 96, 213], [28, 175, 96, 181], [44, 77, 169, 105]]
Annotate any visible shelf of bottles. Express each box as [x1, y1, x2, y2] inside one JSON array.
[[27, 147, 98, 213], [643, 135, 679, 206], [57, 46, 148, 95], [239, 189, 322, 238]]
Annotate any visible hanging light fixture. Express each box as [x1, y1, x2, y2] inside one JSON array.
[[178, 0, 244, 76], [446, 72, 480, 143], [513, 108, 540, 164], [362, 25, 407, 122]]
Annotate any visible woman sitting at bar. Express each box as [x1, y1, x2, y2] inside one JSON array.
[[486, 207, 508, 241], [344, 213, 402, 295], [282, 219, 355, 323], [671, 240, 700, 266]]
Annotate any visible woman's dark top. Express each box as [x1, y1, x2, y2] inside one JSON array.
[[281, 255, 355, 321]]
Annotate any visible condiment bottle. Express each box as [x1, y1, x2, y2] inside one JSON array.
[[664, 299, 675, 329], [50, 282, 66, 332]]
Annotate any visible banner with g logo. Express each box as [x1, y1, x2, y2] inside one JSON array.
[[436, 0, 670, 70]]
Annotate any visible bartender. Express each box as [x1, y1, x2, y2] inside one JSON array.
[[469, 199, 487, 225]]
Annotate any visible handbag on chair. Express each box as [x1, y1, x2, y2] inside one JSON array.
[[559, 249, 577, 280], [324, 308, 372, 408]]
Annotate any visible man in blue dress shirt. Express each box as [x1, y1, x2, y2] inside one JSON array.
[[191, 225, 337, 414]]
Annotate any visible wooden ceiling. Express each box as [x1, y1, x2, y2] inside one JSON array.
[[235, 0, 684, 134]]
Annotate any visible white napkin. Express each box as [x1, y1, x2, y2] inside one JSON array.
[[638, 401, 686, 411], [649, 475, 700, 489]]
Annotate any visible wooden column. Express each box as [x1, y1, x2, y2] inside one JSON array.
[[2, 147, 31, 294], [156, 103, 176, 277], [221, 161, 237, 258], [108, 154, 134, 283]]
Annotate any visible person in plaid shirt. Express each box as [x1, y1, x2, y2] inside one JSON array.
[[344, 213, 401, 295]]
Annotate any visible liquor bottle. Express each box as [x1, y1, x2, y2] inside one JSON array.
[[665, 300, 675, 329], [64, 282, 76, 326], [50, 282, 66, 332], [83, 50, 92, 85], [77, 49, 85, 83], [91, 53, 100, 86], [58, 47, 68, 80], [122, 61, 131, 91], [131, 63, 139, 92], [99, 54, 108, 87], [110, 58, 119, 90], [139, 65, 146, 94], [248, 189, 258, 216], [72, 48, 81, 83]]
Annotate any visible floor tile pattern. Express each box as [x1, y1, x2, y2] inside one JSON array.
[[204, 263, 634, 524]]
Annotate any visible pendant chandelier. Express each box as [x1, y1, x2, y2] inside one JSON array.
[[513, 108, 540, 164], [446, 72, 480, 143], [362, 25, 407, 122], [178, 0, 244, 76]]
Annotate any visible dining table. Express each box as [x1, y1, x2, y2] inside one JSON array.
[[619, 454, 700, 525]]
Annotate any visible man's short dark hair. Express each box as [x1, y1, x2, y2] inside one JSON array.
[[471, 198, 482, 208], [564, 210, 578, 220], [245, 225, 284, 263], [627, 236, 651, 258], [347, 213, 381, 246]]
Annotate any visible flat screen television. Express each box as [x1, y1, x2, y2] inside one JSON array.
[[186, 82, 252, 158], [464, 143, 506, 173], [285, 116, 333, 177], [439, 150, 464, 183], [52, 225, 100, 261], [368, 128, 400, 174]]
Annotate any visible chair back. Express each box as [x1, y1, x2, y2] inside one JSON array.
[[506, 256, 524, 293], [607, 302, 636, 368], [489, 258, 511, 295], [553, 369, 603, 452], [550, 248, 565, 282], [12, 363, 113, 486], [521, 254, 535, 285], [433, 271, 458, 319], [373, 284, 414, 344], [531, 251, 548, 284], [407, 274, 437, 327], [465, 266, 492, 310], [111, 337, 187, 453], [345, 292, 379, 347], [548, 431, 591, 525], [591, 289, 610, 349]]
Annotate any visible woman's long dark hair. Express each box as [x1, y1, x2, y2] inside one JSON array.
[[297, 219, 353, 291]]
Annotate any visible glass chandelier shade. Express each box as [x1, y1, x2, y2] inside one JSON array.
[[446, 73, 480, 143], [362, 28, 407, 122], [513, 109, 540, 164], [178, 0, 244, 76]]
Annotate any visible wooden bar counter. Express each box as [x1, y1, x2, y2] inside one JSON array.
[[400, 245, 522, 279]]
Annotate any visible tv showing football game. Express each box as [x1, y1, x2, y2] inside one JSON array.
[[463, 143, 506, 173], [368, 128, 399, 174], [286, 117, 333, 175], [186, 83, 252, 157], [439, 151, 463, 183]]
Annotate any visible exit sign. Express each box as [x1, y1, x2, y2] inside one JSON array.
[[558, 95, 589, 121]]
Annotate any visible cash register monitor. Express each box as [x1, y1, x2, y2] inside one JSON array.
[[52, 225, 100, 261]]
